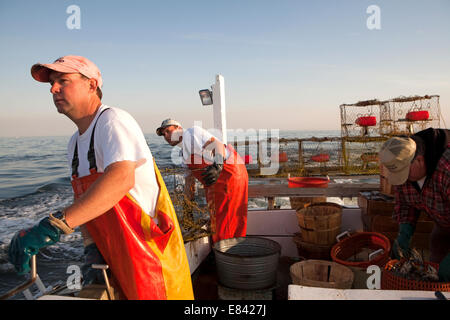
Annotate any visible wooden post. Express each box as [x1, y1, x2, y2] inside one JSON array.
[[267, 197, 275, 210], [298, 141, 304, 175]]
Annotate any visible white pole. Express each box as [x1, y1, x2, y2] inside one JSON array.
[[212, 74, 227, 145]]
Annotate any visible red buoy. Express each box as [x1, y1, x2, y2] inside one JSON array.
[[311, 153, 330, 163], [406, 110, 429, 121], [278, 152, 288, 163], [355, 116, 377, 127]]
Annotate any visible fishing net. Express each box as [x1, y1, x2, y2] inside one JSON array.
[[161, 167, 212, 242]]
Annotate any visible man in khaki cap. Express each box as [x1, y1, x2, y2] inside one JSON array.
[[379, 128, 450, 281]]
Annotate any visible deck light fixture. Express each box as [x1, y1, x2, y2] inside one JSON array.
[[199, 89, 213, 105]]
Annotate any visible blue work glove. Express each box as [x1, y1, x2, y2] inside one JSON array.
[[391, 223, 415, 260], [438, 253, 450, 282], [8, 217, 61, 275]]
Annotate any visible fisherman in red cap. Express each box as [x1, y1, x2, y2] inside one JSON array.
[[7, 56, 193, 300]]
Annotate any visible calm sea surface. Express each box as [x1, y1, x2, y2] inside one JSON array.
[[0, 130, 340, 298]]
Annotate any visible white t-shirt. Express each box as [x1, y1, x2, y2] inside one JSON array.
[[179, 126, 229, 165], [67, 104, 159, 218], [416, 176, 426, 189]]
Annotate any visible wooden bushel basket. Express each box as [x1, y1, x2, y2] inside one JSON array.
[[290, 260, 354, 289], [293, 233, 333, 260], [296, 202, 342, 246], [289, 197, 327, 210]]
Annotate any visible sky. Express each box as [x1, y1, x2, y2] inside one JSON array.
[[0, 0, 449, 137]]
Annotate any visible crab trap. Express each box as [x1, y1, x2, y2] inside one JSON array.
[[231, 137, 345, 177], [341, 136, 387, 175], [340, 99, 384, 138], [379, 95, 441, 136]]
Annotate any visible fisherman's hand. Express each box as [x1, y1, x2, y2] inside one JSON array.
[[202, 162, 223, 186], [391, 223, 415, 260], [8, 212, 73, 275], [438, 253, 450, 282]]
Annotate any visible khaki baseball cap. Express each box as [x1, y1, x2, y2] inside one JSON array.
[[379, 137, 416, 185], [156, 119, 181, 136], [31, 55, 103, 89]]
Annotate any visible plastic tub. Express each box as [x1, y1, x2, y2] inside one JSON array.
[[287, 177, 330, 188]]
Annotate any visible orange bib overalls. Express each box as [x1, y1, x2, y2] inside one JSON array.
[[186, 144, 248, 243], [71, 109, 193, 299]]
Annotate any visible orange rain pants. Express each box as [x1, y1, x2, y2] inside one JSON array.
[[187, 144, 248, 243]]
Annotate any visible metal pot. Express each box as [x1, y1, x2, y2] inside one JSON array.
[[213, 237, 281, 290]]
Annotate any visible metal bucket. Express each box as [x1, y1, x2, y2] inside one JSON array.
[[213, 237, 281, 290]]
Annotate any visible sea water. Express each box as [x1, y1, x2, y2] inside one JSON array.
[[0, 130, 340, 298]]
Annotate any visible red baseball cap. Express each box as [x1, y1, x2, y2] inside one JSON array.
[[31, 55, 103, 89]]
